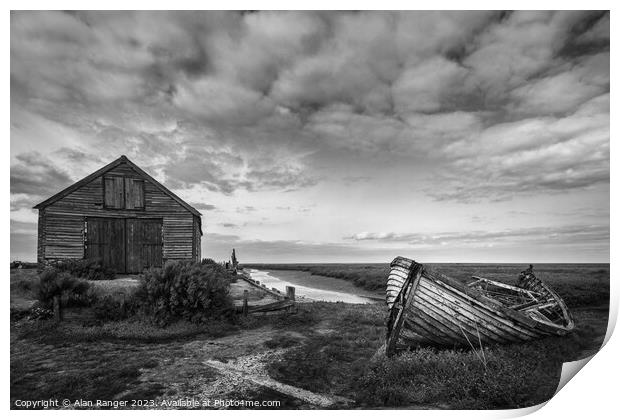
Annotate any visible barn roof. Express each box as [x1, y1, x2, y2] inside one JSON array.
[[33, 155, 202, 217]]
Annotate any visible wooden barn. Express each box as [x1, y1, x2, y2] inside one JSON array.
[[34, 155, 202, 273]]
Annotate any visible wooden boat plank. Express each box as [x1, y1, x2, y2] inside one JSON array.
[[418, 280, 540, 340], [410, 294, 490, 345], [424, 272, 546, 331], [390, 266, 409, 279], [417, 285, 531, 343], [406, 302, 463, 343], [406, 302, 471, 344], [403, 315, 455, 346], [429, 269, 568, 335], [387, 276, 405, 284], [390, 259, 413, 271], [414, 288, 513, 344], [386, 266, 423, 355], [413, 290, 512, 345]]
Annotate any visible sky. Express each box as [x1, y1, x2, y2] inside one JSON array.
[[10, 10, 610, 263]]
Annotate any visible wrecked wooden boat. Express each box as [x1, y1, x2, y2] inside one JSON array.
[[385, 257, 574, 355]]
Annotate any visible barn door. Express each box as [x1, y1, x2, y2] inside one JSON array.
[[126, 219, 163, 273], [85, 218, 126, 273]]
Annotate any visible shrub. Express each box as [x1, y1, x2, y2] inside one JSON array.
[[201, 258, 218, 266], [136, 261, 234, 326], [10, 308, 30, 322], [50, 259, 116, 280], [16, 277, 36, 293], [28, 306, 54, 321], [65, 288, 99, 308], [11, 304, 54, 321], [35, 268, 92, 309], [93, 296, 129, 322]]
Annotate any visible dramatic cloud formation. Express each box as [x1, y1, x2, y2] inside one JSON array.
[[10, 11, 609, 262]]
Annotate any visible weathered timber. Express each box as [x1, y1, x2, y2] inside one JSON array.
[[247, 300, 295, 314], [385, 257, 574, 355], [53, 296, 63, 322], [242, 290, 249, 316], [34, 156, 202, 273], [286, 286, 296, 301]]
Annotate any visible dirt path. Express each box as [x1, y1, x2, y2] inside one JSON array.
[[203, 358, 350, 408], [133, 326, 351, 409]]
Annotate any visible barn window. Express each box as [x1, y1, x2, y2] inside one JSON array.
[[104, 177, 144, 209], [125, 178, 145, 209], [104, 177, 125, 208]]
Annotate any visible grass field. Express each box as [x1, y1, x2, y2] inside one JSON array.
[[10, 263, 610, 409]]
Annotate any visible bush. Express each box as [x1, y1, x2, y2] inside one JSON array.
[[10, 308, 30, 322], [136, 261, 234, 326], [65, 288, 99, 308], [201, 258, 218, 266], [16, 277, 36, 293], [28, 306, 54, 321], [35, 268, 92, 309], [50, 259, 116, 280], [93, 296, 130, 322]]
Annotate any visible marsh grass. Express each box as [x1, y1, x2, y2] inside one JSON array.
[[15, 318, 236, 345], [11, 355, 162, 407], [265, 302, 607, 409]]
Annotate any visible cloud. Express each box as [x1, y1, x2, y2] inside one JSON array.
[[236, 206, 257, 213], [346, 224, 609, 247], [189, 202, 217, 211], [393, 56, 469, 114], [173, 76, 275, 125], [509, 52, 609, 116], [432, 93, 609, 202], [10, 11, 610, 262], [10, 152, 73, 197], [219, 223, 239, 228]]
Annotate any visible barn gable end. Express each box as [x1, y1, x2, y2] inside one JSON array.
[[34, 155, 202, 273]]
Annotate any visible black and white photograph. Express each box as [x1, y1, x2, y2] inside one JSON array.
[[9, 7, 612, 412]]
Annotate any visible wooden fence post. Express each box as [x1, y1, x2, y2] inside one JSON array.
[[242, 290, 249, 316], [286, 286, 296, 301], [53, 295, 63, 322], [119, 292, 126, 316]]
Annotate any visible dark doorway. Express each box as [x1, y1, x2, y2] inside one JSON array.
[[126, 219, 163, 273], [86, 217, 162, 273]]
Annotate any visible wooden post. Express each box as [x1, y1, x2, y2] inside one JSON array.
[[53, 295, 63, 322], [286, 286, 296, 301], [242, 290, 249, 316], [119, 292, 126, 316]]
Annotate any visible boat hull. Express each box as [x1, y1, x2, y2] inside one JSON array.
[[386, 257, 574, 355]]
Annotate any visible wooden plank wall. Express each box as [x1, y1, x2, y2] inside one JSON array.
[[193, 215, 202, 262], [39, 162, 201, 263]]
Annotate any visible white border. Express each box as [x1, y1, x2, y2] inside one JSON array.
[[4, 3, 616, 419]]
